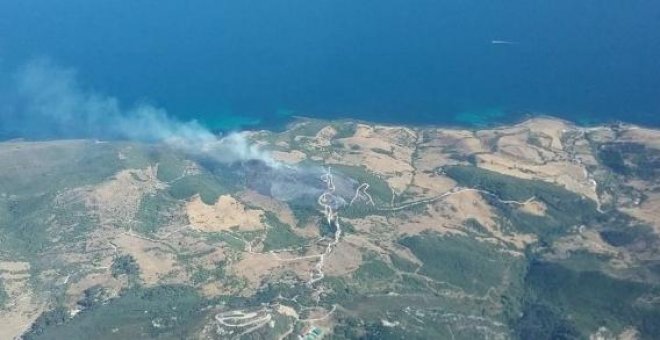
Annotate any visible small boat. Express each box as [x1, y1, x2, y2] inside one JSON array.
[[491, 40, 517, 45]]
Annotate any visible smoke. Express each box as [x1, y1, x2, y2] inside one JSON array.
[[240, 159, 356, 209], [0, 59, 363, 208], [0, 58, 275, 165]]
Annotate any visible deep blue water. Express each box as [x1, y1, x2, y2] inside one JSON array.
[[1, 0, 660, 131]]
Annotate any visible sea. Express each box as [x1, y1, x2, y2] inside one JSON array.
[[1, 0, 660, 133]]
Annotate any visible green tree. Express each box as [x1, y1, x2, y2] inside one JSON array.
[[111, 254, 140, 278]]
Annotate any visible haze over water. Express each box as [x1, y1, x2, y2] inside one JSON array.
[[2, 0, 660, 131]]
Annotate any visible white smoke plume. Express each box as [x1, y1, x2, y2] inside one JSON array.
[[0, 58, 275, 165]]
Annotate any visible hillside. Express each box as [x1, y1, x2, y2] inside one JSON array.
[[1, 117, 659, 339]]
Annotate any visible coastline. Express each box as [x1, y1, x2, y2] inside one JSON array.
[[2, 112, 660, 144], [267, 112, 659, 137]]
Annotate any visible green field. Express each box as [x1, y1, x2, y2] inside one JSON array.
[[262, 212, 308, 251], [24, 285, 206, 340], [519, 261, 660, 339], [399, 232, 525, 296]]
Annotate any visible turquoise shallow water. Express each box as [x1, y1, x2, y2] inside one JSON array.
[[1, 0, 660, 135]]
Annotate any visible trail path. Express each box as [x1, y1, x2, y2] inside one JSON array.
[[309, 167, 343, 286], [374, 187, 535, 213]]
